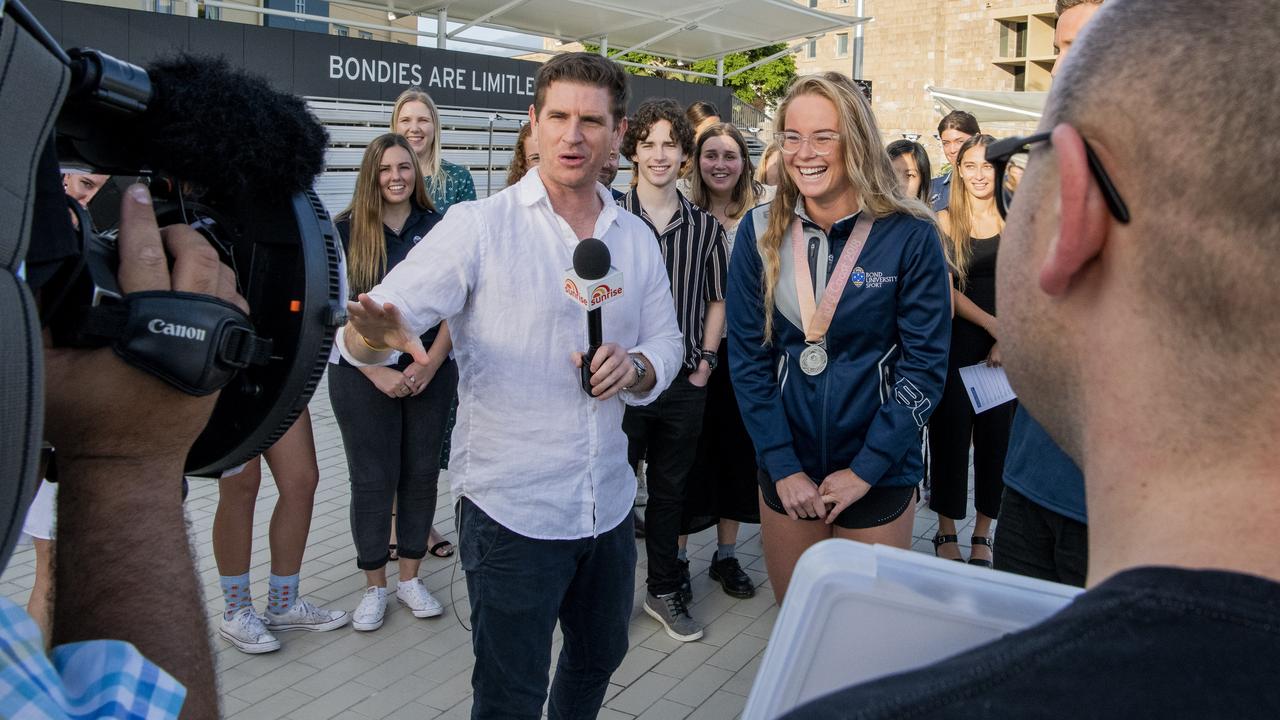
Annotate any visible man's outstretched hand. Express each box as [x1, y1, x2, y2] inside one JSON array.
[[346, 293, 430, 366]]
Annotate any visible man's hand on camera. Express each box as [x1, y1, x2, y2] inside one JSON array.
[[43, 183, 235, 719], [42, 184, 248, 464]]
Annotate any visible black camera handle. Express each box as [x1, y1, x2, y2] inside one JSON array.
[[78, 291, 273, 397]]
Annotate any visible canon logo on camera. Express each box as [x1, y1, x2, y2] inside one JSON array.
[[148, 318, 208, 342]]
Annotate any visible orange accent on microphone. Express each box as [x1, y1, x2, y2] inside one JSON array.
[[289, 300, 301, 312]]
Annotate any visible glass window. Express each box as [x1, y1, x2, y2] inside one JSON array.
[[836, 33, 849, 57], [335, 24, 349, 36], [1000, 19, 1029, 58], [294, 0, 306, 19], [806, 39, 816, 59], [156, 0, 173, 13], [809, 0, 818, 7], [203, 3, 220, 20], [359, 30, 373, 39]]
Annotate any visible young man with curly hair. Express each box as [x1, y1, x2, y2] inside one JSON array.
[[618, 98, 728, 642]]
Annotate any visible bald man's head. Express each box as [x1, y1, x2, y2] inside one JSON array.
[[1046, 0, 1279, 373]]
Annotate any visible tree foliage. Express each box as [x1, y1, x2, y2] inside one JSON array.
[[582, 42, 796, 110]]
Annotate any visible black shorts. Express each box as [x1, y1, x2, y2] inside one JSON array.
[[758, 469, 917, 530]]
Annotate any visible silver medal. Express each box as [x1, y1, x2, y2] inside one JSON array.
[[799, 344, 828, 376]]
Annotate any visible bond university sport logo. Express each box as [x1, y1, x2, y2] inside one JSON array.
[[849, 266, 897, 290]]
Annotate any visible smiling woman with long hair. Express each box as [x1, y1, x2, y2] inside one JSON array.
[[328, 133, 458, 631], [725, 75, 952, 603], [391, 88, 477, 214], [684, 123, 774, 599], [928, 133, 1014, 568]]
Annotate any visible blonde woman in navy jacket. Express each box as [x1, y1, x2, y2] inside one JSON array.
[[727, 75, 951, 603]]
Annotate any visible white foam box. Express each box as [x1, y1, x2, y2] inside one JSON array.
[[742, 539, 1083, 720]]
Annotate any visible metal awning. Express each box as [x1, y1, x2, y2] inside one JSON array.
[[927, 86, 1047, 124], [334, 0, 865, 63]]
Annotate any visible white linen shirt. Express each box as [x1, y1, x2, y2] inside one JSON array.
[[337, 168, 683, 539]]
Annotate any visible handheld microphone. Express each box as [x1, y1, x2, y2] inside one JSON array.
[[565, 238, 624, 395]]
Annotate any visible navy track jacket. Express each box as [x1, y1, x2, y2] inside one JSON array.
[[726, 204, 951, 488]]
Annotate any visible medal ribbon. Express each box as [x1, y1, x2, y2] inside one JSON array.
[[792, 214, 875, 343]]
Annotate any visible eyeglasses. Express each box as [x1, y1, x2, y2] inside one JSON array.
[[773, 131, 840, 156], [987, 131, 1130, 223]]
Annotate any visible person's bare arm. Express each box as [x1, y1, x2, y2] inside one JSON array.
[[44, 185, 235, 719]]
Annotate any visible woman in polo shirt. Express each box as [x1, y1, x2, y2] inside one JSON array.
[[726, 75, 952, 603], [328, 134, 458, 631], [392, 88, 474, 557]]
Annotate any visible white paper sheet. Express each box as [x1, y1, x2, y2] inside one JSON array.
[[957, 362, 1017, 413]]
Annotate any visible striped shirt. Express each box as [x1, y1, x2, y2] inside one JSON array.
[[619, 190, 728, 371]]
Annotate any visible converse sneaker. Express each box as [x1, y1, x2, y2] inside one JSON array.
[[644, 591, 704, 642], [396, 578, 444, 618], [352, 586, 387, 632], [219, 606, 281, 654], [708, 552, 756, 599], [265, 598, 351, 633]]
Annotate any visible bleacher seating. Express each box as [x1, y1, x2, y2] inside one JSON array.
[[308, 97, 761, 216]]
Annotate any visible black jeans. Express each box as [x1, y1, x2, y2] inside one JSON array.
[[328, 360, 458, 570], [623, 374, 707, 596], [459, 498, 635, 720], [993, 487, 1088, 587], [928, 376, 1015, 520]]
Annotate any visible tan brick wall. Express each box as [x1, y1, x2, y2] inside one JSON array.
[[794, 0, 1050, 172]]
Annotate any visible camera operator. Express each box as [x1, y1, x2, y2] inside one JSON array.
[[2, 170, 226, 718]]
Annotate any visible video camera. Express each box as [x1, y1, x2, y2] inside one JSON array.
[[10, 0, 345, 477]]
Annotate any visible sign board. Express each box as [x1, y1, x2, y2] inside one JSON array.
[[26, 0, 733, 115]]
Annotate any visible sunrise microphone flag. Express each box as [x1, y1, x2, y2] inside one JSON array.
[[564, 238, 624, 395]]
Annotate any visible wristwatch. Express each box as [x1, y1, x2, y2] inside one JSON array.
[[700, 349, 719, 371], [624, 354, 647, 390]]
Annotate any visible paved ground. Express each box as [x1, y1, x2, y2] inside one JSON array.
[[0, 378, 984, 720]]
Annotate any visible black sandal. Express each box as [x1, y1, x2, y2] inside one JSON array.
[[933, 534, 964, 562], [428, 540, 455, 558], [388, 544, 398, 561], [968, 535, 994, 567]]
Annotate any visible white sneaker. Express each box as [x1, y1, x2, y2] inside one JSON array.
[[352, 587, 387, 631], [396, 578, 443, 618], [265, 598, 351, 633], [219, 606, 281, 654]]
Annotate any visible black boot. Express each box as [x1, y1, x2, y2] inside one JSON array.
[[708, 551, 755, 599]]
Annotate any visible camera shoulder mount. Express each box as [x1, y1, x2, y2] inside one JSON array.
[[80, 291, 272, 396]]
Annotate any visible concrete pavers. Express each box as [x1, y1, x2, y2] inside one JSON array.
[[1, 376, 985, 719]]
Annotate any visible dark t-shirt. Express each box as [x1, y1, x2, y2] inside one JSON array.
[[782, 567, 1280, 719], [334, 202, 442, 369]]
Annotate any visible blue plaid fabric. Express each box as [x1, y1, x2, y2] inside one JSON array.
[[0, 598, 186, 719]]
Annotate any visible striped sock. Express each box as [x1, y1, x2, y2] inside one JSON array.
[[220, 573, 253, 620], [268, 573, 300, 614]]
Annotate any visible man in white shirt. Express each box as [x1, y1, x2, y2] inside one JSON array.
[[340, 52, 684, 720]]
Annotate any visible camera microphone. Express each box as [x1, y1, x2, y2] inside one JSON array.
[[57, 52, 327, 199], [565, 238, 624, 396]]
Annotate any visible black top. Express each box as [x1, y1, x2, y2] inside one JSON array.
[[335, 202, 442, 369], [782, 566, 1280, 719], [618, 190, 727, 371], [962, 233, 999, 316]]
